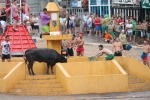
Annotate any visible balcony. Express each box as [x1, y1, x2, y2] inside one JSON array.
[[112, 0, 140, 7]]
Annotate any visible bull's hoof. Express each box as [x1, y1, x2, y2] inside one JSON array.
[[32, 73, 35, 76], [52, 72, 55, 75], [46, 72, 49, 75]]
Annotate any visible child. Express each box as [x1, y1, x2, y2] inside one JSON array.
[[104, 31, 113, 43]]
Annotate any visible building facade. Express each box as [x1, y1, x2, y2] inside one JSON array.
[[89, 0, 111, 17]]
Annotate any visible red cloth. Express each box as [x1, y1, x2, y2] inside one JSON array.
[[76, 47, 84, 53], [13, 16, 19, 21], [118, 19, 124, 24], [142, 56, 149, 62], [94, 19, 101, 26], [6, 7, 10, 15]]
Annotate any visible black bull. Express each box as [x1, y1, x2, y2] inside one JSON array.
[[24, 48, 67, 75]]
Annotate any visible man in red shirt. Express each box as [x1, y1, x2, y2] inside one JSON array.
[[94, 15, 101, 37]]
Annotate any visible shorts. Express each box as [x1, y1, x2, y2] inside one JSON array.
[[67, 48, 74, 56], [110, 31, 115, 38], [115, 31, 120, 37], [92, 23, 95, 29], [102, 25, 105, 32], [13, 16, 19, 21], [104, 26, 108, 32], [141, 52, 148, 59], [2, 54, 10, 60], [95, 26, 101, 31], [142, 30, 147, 38], [22, 14, 28, 22], [75, 24, 80, 27], [127, 31, 133, 37], [42, 25, 50, 33], [148, 33, 150, 38], [33, 25, 39, 30], [138, 31, 142, 37], [133, 31, 135, 35], [122, 44, 127, 50], [31, 24, 34, 29], [60, 18, 66, 24], [76, 47, 84, 53], [114, 52, 122, 56], [105, 54, 114, 60], [141, 52, 149, 61]]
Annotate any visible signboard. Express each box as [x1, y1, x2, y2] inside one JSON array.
[[142, 0, 150, 8], [71, 1, 82, 7]]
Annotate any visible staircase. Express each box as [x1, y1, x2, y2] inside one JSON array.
[[128, 74, 150, 92], [9, 75, 67, 96]]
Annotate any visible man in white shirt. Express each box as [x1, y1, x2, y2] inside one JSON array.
[[126, 20, 133, 42], [82, 12, 88, 33], [32, 15, 40, 35], [87, 15, 92, 36], [0, 35, 11, 62]]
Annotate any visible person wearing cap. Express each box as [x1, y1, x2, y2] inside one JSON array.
[[119, 30, 128, 56], [40, 8, 51, 38], [95, 45, 114, 60], [75, 33, 84, 56], [67, 34, 76, 56], [112, 37, 123, 56]]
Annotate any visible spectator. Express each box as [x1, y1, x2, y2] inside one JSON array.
[[0, 35, 11, 62], [12, 0, 20, 31], [82, 12, 88, 33], [22, 1, 30, 23], [94, 14, 101, 37], [104, 31, 113, 43], [126, 20, 133, 42], [32, 15, 40, 36], [74, 15, 81, 34], [40, 8, 51, 38], [87, 15, 92, 36], [119, 30, 128, 56]]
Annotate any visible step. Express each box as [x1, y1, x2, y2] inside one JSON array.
[[9, 92, 67, 96], [128, 75, 137, 79], [128, 88, 146, 92], [128, 83, 146, 89], [15, 83, 62, 88], [128, 78, 145, 84], [26, 75, 56, 80], [19, 79, 59, 84], [9, 88, 66, 93]]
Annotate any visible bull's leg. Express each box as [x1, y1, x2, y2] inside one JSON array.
[[46, 63, 50, 75], [51, 63, 55, 75], [28, 64, 31, 75], [29, 63, 35, 75]]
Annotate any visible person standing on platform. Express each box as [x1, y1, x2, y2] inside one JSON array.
[[22, 1, 30, 23], [32, 15, 40, 36], [40, 8, 51, 38], [12, 0, 20, 31], [0, 35, 11, 62]]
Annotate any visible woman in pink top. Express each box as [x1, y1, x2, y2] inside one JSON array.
[[22, 1, 30, 22], [12, 0, 19, 31]]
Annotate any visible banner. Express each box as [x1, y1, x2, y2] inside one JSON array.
[[142, 0, 150, 8]]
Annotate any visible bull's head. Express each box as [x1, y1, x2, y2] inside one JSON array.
[[61, 55, 67, 63]]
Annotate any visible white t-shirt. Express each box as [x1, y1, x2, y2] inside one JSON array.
[[83, 15, 88, 22], [1, 41, 11, 55], [126, 24, 133, 32], [33, 17, 39, 26], [87, 17, 92, 28]]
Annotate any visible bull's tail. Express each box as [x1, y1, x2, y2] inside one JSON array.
[[23, 57, 29, 66]]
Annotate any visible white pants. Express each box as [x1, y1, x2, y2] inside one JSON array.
[[0, 20, 6, 32], [22, 13, 27, 22]]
